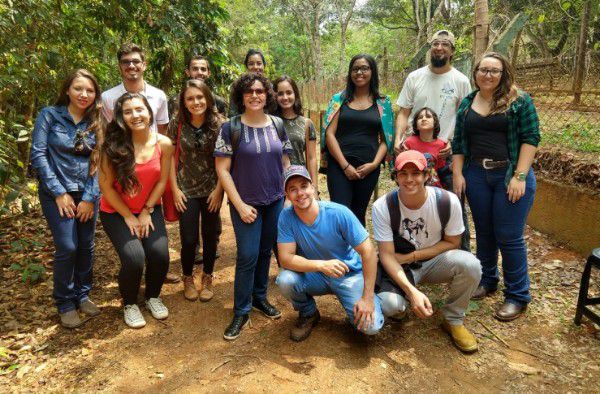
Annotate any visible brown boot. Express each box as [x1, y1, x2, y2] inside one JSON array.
[[183, 275, 198, 301], [199, 272, 214, 302]]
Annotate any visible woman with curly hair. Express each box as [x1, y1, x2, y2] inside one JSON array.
[[322, 54, 395, 226], [215, 72, 292, 340], [30, 69, 103, 328], [99, 92, 174, 329], [452, 52, 540, 321], [167, 79, 223, 302]]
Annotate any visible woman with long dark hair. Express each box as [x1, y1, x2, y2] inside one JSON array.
[[167, 79, 223, 301], [215, 72, 292, 340], [30, 69, 103, 328], [99, 93, 174, 329], [452, 52, 540, 321], [322, 54, 395, 226], [273, 75, 318, 194]]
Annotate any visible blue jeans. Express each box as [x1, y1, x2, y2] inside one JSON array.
[[229, 198, 283, 316], [39, 189, 98, 314], [276, 269, 384, 335], [464, 165, 536, 306]]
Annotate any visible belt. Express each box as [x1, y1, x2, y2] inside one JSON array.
[[473, 158, 509, 170]]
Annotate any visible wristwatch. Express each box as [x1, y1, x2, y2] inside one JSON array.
[[143, 204, 154, 214], [514, 171, 526, 181]]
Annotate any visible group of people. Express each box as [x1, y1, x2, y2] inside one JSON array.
[[31, 29, 540, 353]]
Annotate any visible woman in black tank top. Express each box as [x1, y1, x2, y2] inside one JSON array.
[[324, 54, 388, 226]]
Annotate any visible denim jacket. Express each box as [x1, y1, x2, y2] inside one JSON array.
[[30, 106, 99, 202]]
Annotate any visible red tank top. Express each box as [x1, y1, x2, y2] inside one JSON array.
[[100, 141, 162, 214]]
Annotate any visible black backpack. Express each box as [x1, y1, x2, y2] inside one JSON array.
[[229, 114, 285, 151]]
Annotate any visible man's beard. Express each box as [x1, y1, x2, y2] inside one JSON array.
[[431, 56, 449, 68]]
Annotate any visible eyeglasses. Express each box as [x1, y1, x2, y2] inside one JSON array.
[[120, 59, 143, 66], [431, 40, 452, 48], [476, 67, 503, 77], [243, 88, 266, 96], [351, 66, 371, 74]]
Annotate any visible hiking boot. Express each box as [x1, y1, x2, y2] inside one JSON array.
[[183, 275, 198, 301], [164, 272, 181, 284], [79, 299, 101, 317], [199, 272, 214, 302], [223, 314, 250, 341], [124, 304, 146, 329], [145, 298, 169, 320], [290, 310, 320, 342], [441, 320, 478, 353], [252, 299, 282, 319], [471, 285, 496, 300], [494, 302, 527, 322], [60, 309, 82, 329]]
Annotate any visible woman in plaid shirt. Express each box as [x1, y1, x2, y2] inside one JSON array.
[[451, 52, 541, 322]]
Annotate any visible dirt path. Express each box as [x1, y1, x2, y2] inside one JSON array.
[[1, 195, 599, 393]]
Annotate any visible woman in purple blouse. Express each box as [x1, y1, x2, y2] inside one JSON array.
[[215, 73, 291, 341]]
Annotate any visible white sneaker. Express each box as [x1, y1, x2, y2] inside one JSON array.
[[145, 297, 169, 320], [124, 304, 146, 329]]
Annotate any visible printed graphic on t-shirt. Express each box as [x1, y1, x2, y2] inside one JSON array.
[[402, 217, 429, 248]]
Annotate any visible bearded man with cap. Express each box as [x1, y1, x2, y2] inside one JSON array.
[[371, 150, 481, 353], [276, 165, 384, 342], [394, 29, 473, 251]]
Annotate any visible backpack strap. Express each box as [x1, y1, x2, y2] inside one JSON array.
[[385, 190, 401, 244], [230, 115, 242, 151], [268, 115, 285, 141], [433, 187, 451, 232]]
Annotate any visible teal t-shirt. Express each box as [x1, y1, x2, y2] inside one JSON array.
[[277, 201, 368, 272]]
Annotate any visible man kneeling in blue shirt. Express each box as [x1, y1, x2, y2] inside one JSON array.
[[276, 165, 384, 341]]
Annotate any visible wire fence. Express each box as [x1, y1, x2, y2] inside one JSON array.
[[301, 57, 600, 154]]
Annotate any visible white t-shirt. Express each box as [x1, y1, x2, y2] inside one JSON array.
[[396, 66, 471, 141], [101, 82, 169, 133], [372, 186, 464, 250]]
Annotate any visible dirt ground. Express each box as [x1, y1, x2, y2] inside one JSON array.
[[1, 185, 599, 393]]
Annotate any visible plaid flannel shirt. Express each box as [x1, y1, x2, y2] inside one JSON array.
[[452, 90, 541, 186]]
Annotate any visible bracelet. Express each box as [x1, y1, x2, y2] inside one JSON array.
[[343, 163, 350, 171]]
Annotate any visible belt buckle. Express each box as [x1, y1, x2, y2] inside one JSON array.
[[482, 158, 493, 169]]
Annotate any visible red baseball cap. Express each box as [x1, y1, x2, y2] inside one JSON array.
[[394, 150, 428, 171]]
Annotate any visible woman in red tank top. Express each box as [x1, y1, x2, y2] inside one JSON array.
[[99, 93, 174, 329]]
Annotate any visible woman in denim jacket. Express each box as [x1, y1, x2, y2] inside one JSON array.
[[452, 53, 540, 322], [30, 69, 103, 328]]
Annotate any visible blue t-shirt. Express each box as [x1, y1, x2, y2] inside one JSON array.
[[214, 121, 293, 206], [277, 201, 369, 272]]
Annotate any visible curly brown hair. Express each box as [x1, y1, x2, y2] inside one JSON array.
[[101, 93, 154, 195], [230, 72, 276, 114], [473, 52, 519, 114], [55, 69, 104, 176]]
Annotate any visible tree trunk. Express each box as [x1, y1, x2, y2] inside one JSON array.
[[336, 0, 357, 73], [572, 0, 591, 105], [510, 29, 522, 68], [474, 0, 489, 61]]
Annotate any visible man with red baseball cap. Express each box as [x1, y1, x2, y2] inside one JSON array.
[[371, 150, 481, 352]]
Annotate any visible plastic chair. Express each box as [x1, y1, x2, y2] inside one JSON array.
[[574, 248, 600, 326]]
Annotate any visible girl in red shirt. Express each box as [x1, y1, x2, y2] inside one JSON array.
[[99, 93, 174, 329]]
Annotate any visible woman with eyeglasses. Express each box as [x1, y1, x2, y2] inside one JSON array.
[[452, 52, 540, 322], [215, 73, 292, 340], [322, 54, 395, 226], [30, 69, 103, 328], [99, 92, 174, 329], [167, 79, 223, 302]]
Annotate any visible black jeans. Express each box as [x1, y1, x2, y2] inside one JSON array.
[[180, 196, 219, 276], [100, 209, 169, 305], [327, 156, 380, 227]]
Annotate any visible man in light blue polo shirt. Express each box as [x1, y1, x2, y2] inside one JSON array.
[[276, 165, 384, 341]]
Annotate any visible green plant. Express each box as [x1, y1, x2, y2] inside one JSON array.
[[8, 239, 46, 284]]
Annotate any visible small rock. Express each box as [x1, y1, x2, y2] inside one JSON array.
[[508, 362, 540, 375]]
